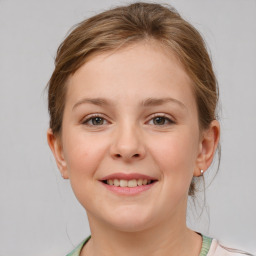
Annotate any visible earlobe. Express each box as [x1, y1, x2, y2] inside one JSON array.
[[194, 120, 220, 177], [47, 129, 69, 179]]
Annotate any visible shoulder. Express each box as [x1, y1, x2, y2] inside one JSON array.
[[208, 239, 254, 256]]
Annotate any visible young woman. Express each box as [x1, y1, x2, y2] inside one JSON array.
[[47, 2, 252, 256]]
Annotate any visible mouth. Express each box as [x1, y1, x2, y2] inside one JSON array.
[[101, 179, 157, 187], [99, 173, 158, 195]]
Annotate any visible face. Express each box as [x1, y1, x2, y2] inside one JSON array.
[[49, 41, 211, 232]]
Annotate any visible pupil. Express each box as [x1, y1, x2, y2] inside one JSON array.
[[154, 117, 165, 125], [93, 117, 103, 125]]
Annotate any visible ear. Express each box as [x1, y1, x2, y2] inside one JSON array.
[[194, 120, 220, 177], [47, 128, 69, 179]]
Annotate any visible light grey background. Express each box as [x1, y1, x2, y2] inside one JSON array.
[[0, 0, 255, 255]]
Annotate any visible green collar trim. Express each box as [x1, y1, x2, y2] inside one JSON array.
[[66, 234, 212, 256], [66, 236, 91, 256], [199, 235, 213, 256]]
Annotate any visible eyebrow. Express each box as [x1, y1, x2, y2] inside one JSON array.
[[72, 97, 187, 110], [72, 98, 111, 110], [142, 97, 186, 109]]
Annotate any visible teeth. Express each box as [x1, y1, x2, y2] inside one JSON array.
[[108, 179, 114, 185], [128, 179, 137, 187], [120, 180, 128, 187], [114, 179, 120, 186], [106, 179, 153, 187]]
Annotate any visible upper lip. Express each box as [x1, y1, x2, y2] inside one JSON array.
[[100, 172, 158, 181]]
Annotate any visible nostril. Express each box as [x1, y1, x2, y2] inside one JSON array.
[[113, 153, 142, 159]]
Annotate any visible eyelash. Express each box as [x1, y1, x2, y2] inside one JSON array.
[[82, 114, 108, 126], [148, 113, 175, 126], [81, 113, 175, 127]]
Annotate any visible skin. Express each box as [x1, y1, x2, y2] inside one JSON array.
[[48, 41, 220, 256]]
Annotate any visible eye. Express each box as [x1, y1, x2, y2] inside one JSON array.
[[82, 115, 108, 126], [148, 114, 175, 126]]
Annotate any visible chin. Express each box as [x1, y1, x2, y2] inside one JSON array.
[[104, 206, 156, 233], [110, 219, 152, 233]]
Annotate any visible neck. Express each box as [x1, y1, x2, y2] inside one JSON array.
[[81, 209, 202, 256]]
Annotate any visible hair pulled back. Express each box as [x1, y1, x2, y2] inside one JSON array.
[[47, 2, 219, 196]]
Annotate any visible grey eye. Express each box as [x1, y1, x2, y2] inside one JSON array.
[[91, 117, 105, 125], [153, 117, 168, 125], [83, 116, 107, 126]]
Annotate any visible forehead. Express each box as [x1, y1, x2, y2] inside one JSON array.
[[66, 41, 196, 110]]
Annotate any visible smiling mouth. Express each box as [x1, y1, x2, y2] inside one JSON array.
[[101, 179, 157, 187], [100, 173, 158, 195]]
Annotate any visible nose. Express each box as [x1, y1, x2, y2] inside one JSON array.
[[110, 123, 146, 161]]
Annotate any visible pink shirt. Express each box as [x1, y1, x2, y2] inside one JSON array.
[[208, 239, 253, 256]]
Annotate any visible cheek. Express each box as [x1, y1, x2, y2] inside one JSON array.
[[61, 130, 110, 208], [147, 129, 199, 180], [62, 129, 108, 179], [147, 130, 199, 209]]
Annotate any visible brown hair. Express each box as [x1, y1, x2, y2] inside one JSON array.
[[47, 2, 220, 196]]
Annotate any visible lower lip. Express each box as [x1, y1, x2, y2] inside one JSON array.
[[100, 182, 157, 196]]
